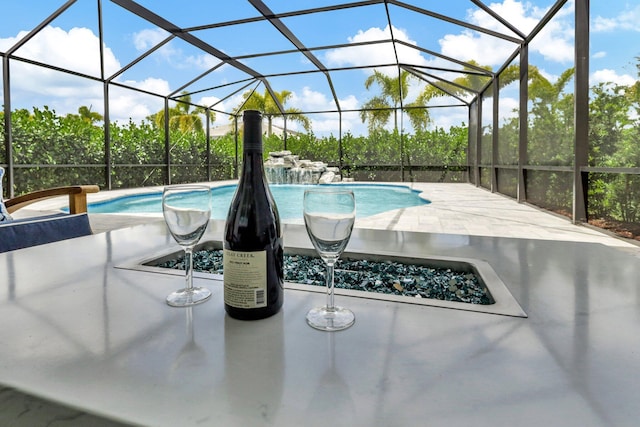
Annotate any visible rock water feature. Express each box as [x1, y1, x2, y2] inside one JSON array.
[[264, 151, 341, 184]]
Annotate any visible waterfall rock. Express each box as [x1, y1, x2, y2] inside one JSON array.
[[265, 151, 341, 184], [318, 171, 336, 184]]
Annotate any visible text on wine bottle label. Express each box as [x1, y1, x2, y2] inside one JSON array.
[[223, 249, 268, 309]]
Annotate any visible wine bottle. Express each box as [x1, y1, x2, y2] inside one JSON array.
[[223, 110, 284, 320]]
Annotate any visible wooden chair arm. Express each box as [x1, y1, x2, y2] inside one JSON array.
[[6, 185, 100, 214]]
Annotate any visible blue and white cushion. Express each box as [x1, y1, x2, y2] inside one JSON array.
[[0, 167, 13, 222]]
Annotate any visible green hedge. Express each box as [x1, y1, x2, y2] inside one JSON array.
[[1, 106, 639, 231]]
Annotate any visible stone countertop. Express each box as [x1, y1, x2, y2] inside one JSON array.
[[0, 220, 639, 426]]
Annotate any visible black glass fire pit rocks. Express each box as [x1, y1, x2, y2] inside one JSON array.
[[153, 249, 492, 306]]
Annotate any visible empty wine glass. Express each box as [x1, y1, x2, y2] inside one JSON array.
[[303, 187, 356, 331], [163, 184, 212, 307]]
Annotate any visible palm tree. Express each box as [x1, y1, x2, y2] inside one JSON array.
[[361, 69, 421, 132], [77, 105, 103, 124], [235, 88, 311, 135], [403, 99, 431, 132], [419, 60, 543, 102], [359, 95, 393, 133], [149, 92, 215, 134]]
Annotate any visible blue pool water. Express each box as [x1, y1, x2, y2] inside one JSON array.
[[87, 184, 430, 219]]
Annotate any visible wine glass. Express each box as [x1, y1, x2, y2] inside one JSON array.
[[303, 187, 356, 331], [162, 184, 212, 307]]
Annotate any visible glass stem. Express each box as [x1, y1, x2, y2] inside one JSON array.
[[184, 247, 194, 291], [326, 262, 335, 310]]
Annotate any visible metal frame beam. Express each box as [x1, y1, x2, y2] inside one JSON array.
[[573, 0, 589, 222], [518, 45, 528, 202]]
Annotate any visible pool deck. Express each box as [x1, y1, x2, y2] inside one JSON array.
[[13, 181, 640, 259]]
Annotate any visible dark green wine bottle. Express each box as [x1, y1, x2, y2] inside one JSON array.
[[223, 110, 284, 320]]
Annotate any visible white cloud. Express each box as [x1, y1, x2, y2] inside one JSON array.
[[325, 25, 428, 71], [472, 0, 543, 35], [499, 97, 519, 122], [0, 26, 116, 116], [323, 24, 440, 114], [1, 26, 121, 77], [338, 94, 359, 111], [286, 88, 365, 136], [531, 24, 574, 63], [184, 54, 221, 70], [133, 28, 182, 65], [0, 26, 175, 123], [124, 77, 171, 94], [592, 16, 618, 33], [133, 28, 221, 71], [592, 51, 607, 59], [208, 92, 246, 114], [592, 5, 640, 32], [199, 96, 220, 108], [133, 28, 168, 51], [106, 77, 185, 122], [439, 0, 539, 66], [110, 97, 156, 122], [530, 0, 575, 64], [323, 0, 575, 72], [441, 0, 574, 66], [590, 69, 636, 86], [107, 82, 165, 123], [439, 31, 516, 66], [535, 67, 557, 83], [291, 87, 334, 111], [198, 94, 241, 129], [427, 106, 469, 130]]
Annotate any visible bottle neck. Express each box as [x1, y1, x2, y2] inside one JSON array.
[[243, 144, 263, 157], [241, 144, 265, 180], [241, 110, 264, 175], [243, 117, 262, 152], [242, 147, 263, 164]]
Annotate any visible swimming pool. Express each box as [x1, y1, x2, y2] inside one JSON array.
[[87, 184, 430, 219]]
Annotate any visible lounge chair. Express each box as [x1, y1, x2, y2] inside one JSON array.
[[0, 175, 99, 252]]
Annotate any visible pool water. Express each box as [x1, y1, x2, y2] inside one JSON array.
[[87, 184, 430, 219]]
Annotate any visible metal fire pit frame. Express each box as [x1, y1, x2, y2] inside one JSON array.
[[117, 240, 527, 318]]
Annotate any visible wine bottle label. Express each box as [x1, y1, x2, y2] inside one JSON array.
[[223, 249, 267, 309]]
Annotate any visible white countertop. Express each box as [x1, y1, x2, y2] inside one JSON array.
[[1, 220, 639, 426]]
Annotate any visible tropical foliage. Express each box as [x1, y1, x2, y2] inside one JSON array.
[[234, 87, 311, 135], [148, 92, 215, 137], [0, 65, 639, 237], [0, 106, 232, 194], [361, 69, 430, 132]]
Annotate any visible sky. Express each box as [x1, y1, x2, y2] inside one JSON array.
[[0, 0, 639, 136]]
